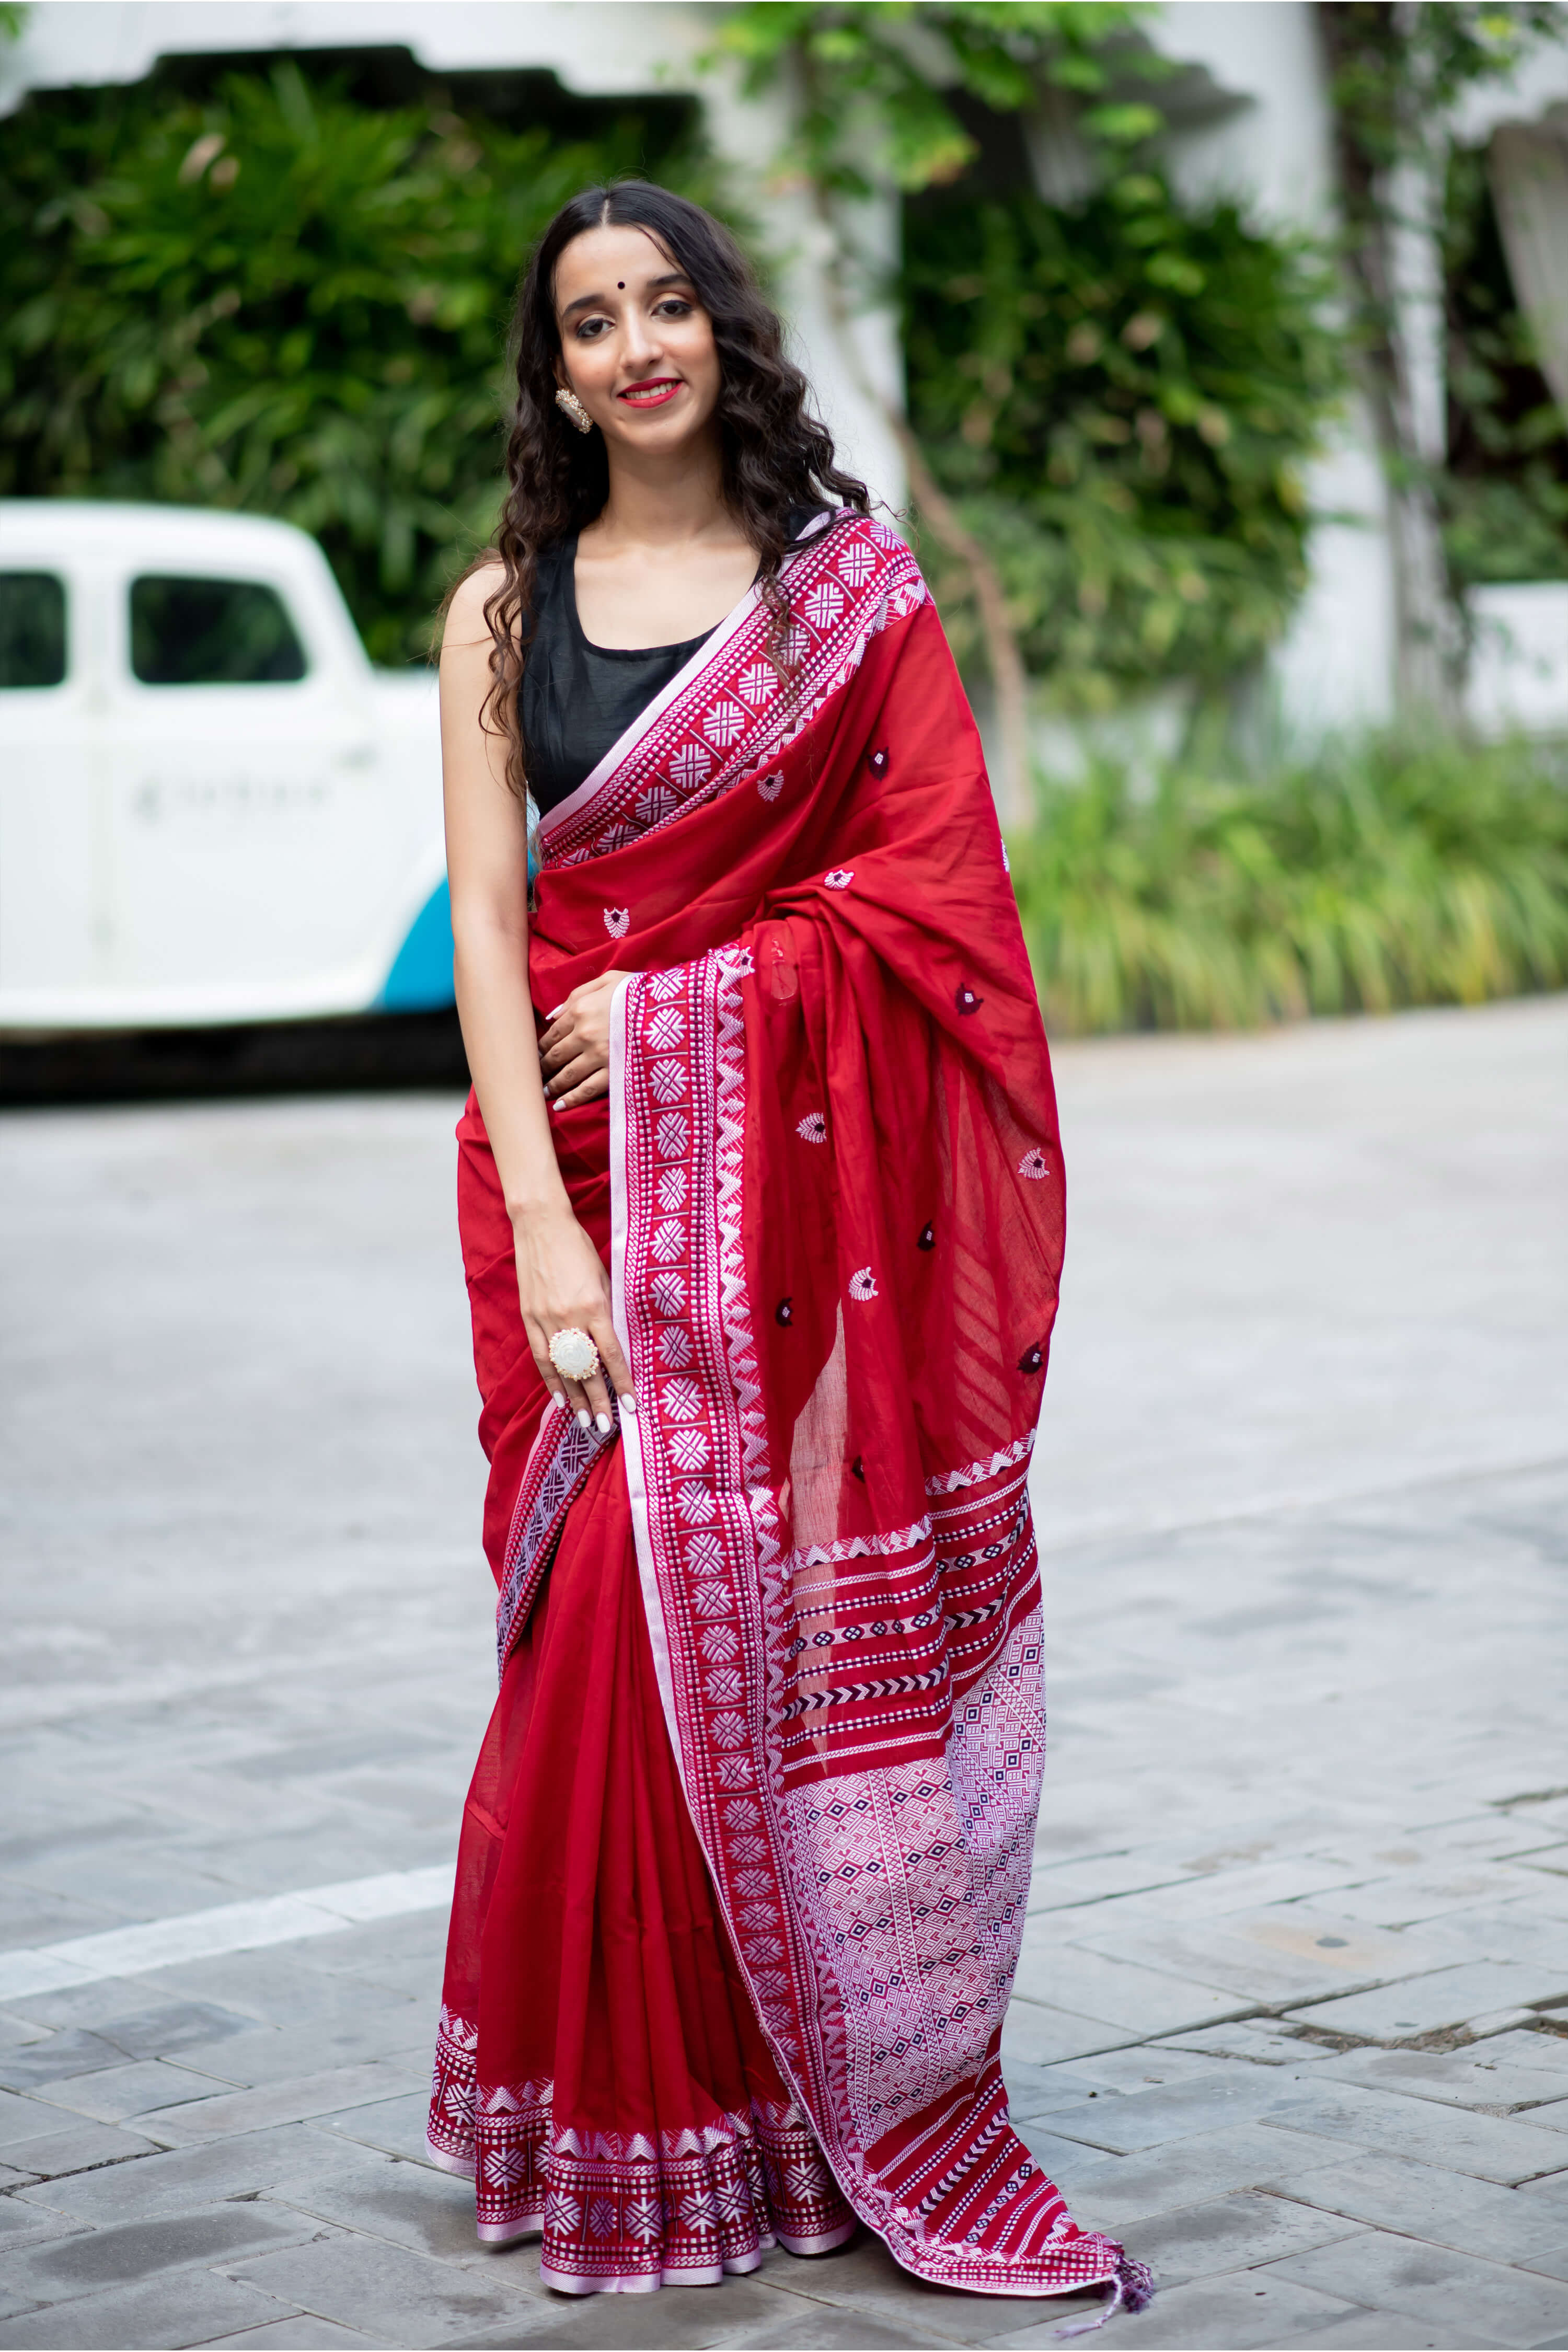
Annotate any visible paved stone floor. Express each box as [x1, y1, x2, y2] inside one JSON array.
[[1, 995, 1565, 2352]]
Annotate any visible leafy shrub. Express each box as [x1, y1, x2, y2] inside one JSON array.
[[0, 62, 710, 661], [1008, 735, 1568, 1032], [1441, 140, 1568, 590], [904, 171, 1345, 705]]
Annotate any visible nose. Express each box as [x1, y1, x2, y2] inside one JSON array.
[[620, 305, 662, 377]]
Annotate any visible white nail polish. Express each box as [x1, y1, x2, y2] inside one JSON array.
[[595, 1413, 612, 1435], [619, 1393, 638, 1415], [547, 1392, 566, 1412], [577, 1409, 591, 1429]]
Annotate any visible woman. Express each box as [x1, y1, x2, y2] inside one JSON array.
[[426, 181, 1151, 2322]]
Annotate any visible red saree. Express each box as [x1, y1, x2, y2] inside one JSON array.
[[427, 514, 1151, 2318]]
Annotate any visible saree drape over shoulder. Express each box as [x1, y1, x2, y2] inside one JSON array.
[[427, 515, 1152, 2316]]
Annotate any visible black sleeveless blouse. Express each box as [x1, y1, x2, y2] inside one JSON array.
[[520, 540, 711, 816], [520, 514, 831, 815]]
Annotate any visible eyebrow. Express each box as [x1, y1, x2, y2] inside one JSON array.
[[560, 272, 693, 320]]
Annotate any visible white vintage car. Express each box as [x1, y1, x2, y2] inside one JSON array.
[[0, 501, 451, 1033]]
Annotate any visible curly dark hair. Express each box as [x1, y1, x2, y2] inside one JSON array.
[[467, 181, 870, 801]]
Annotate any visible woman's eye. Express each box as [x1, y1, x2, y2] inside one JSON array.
[[655, 298, 693, 318], [574, 317, 611, 340]]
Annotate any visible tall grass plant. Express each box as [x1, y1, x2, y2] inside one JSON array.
[[1007, 733, 1568, 1034]]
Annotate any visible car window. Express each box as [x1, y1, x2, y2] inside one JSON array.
[[130, 575, 308, 685], [0, 571, 68, 688]]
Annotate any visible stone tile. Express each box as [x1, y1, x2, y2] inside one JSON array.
[[174, 2014, 436, 2092], [263, 2157, 500, 2265], [1285, 1963, 1568, 2042], [315, 2091, 441, 2164], [1266, 2316, 1510, 2348], [0, 2197, 80, 2251], [1416, 1911, 1568, 1977], [1006, 2048, 1224, 2124], [131, 2060, 425, 2145], [1313, 2045, 1568, 2114], [0, 1882, 123, 1947], [0, 2030, 135, 2091], [1265, 2148, 1568, 2263], [449, 2274, 873, 2349], [0, 2016, 51, 2054], [1155, 2025, 1342, 2069], [0, 2199, 326, 2304], [1069, 2123, 1372, 2232], [95, 2002, 266, 2066], [1520, 2102, 1568, 2136], [0, 2118, 160, 2179], [1043, 2067, 1319, 2155], [1318, 1868, 1556, 1930], [1011, 1938, 1252, 2038], [1261, 2229, 1568, 2348], [226, 2231, 556, 2346], [1012, 2119, 1116, 2189], [709, 2236, 1105, 2350], [985, 2271, 1355, 2349], [0, 2090, 80, 2152], [1024, 1853, 1202, 1913], [724, 2300, 953, 2348], [1110, 2190, 1365, 2285], [1260, 2084, 1568, 2184], [10, 2124, 406, 2223], [120, 1953, 422, 2032], [195, 2324, 383, 2350], [999, 2004, 1136, 2070], [1476, 2034, 1568, 2079], [33, 2058, 239, 2122], [0, 2273, 297, 2348], [1069, 1911, 1451, 2009]]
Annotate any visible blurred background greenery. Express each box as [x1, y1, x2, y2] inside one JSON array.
[[0, 51, 712, 661], [2, 3, 1565, 1034]]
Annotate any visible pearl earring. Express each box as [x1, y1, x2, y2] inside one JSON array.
[[555, 387, 593, 435]]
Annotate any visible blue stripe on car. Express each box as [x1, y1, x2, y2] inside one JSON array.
[[377, 878, 456, 1011]]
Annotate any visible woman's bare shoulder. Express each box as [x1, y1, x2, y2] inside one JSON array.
[[442, 559, 509, 651]]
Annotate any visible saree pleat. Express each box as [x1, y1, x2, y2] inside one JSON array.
[[428, 1114, 851, 2291]]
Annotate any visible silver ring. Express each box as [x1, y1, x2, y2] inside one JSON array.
[[548, 1327, 601, 1382]]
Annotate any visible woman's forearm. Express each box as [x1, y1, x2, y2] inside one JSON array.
[[453, 917, 570, 1226]]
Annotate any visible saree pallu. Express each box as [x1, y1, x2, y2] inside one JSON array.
[[427, 514, 1152, 2317]]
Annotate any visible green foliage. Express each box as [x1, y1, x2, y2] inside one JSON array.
[[1441, 141, 1568, 587], [1322, 1, 1560, 187], [709, 2, 1162, 196], [1008, 735, 1568, 1034], [905, 175, 1344, 703], [0, 63, 711, 661]]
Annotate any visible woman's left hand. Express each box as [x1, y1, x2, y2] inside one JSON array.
[[539, 970, 638, 1110]]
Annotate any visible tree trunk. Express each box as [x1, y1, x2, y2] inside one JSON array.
[[809, 190, 1035, 828]]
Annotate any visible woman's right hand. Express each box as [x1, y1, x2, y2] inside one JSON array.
[[513, 1201, 636, 1431]]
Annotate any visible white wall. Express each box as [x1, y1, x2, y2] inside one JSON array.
[[1147, 2, 1400, 734]]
